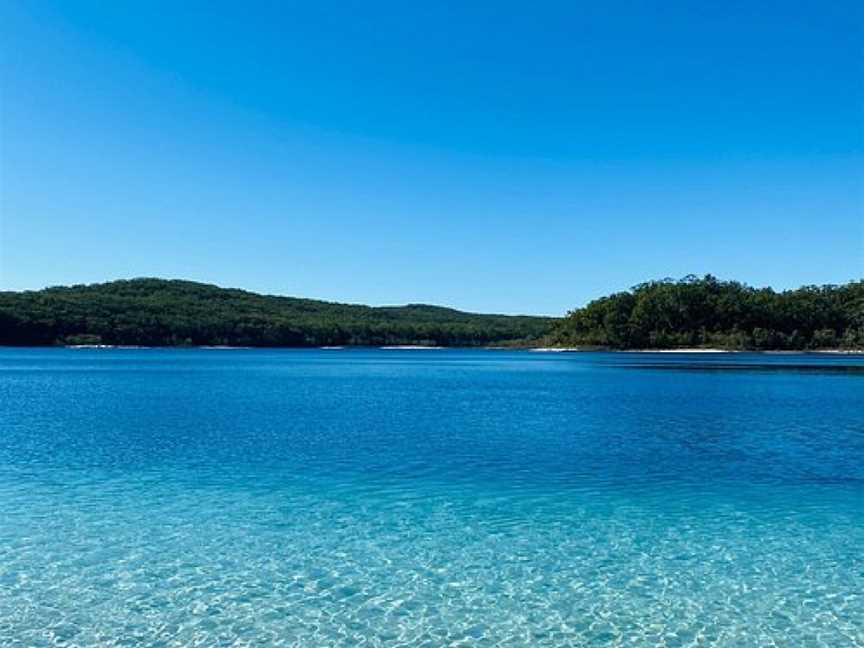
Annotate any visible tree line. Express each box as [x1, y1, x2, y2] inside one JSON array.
[[0, 279, 552, 347], [551, 275, 864, 350], [2, 276, 862, 350]]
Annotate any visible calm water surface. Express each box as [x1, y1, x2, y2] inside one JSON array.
[[1, 349, 862, 646]]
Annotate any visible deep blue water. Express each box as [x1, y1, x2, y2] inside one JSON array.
[[1, 348, 862, 646]]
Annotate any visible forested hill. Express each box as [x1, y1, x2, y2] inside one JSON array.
[[0, 279, 554, 347], [4, 276, 863, 350], [551, 275, 864, 350]]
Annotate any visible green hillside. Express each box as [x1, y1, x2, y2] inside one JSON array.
[[0, 279, 554, 347], [551, 275, 864, 350]]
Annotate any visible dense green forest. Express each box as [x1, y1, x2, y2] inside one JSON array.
[[0, 279, 552, 347], [551, 275, 864, 350], [2, 276, 862, 350]]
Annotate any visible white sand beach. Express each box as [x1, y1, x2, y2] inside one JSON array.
[[380, 345, 445, 350], [529, 347, 581, 352]]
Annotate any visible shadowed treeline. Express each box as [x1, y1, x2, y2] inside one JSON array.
[[551, 275, 864, 350], [0, 279, 552, 347], [2, 276, 863, 350]]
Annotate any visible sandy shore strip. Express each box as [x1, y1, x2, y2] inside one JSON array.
[[630, 348, 732, 353], [66, 344, 151, 349], [529, 347, 732, 353], [380, 345, 445, 350], [529, 347, 581, 352], [198, 346, 252, 350]]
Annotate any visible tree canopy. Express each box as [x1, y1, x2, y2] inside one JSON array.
[[0, 279, 553, 347], [551, 275, 864, 350], [3, 276, 862, 350]]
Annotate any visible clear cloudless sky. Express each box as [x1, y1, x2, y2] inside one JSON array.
[[1, 1, 862, 315]]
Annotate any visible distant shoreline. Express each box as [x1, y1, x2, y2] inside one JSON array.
[[379, 345, 445, 350], [5, 276, 862, 352], [50, 344, 864, 354]]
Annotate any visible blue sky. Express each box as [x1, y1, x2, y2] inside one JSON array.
[[1, 1, 862, 315]]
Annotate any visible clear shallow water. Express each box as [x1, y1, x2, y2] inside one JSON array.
[[1, 349, 862, 647]]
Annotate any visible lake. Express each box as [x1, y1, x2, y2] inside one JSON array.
[[1, 348, 862, 646]]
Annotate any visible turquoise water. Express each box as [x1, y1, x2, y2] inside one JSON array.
[[1, 349, 862, 647]]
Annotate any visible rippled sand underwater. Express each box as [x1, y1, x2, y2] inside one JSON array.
[[1, 349, 862, 646]]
